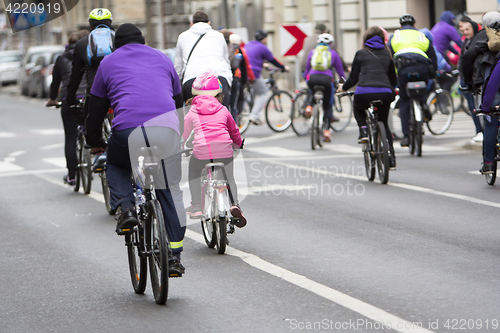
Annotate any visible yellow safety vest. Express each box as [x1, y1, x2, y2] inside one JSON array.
[[391, 29, 430, 59]]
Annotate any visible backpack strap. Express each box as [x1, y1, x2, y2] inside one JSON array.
[[181, 33, 207, 83]]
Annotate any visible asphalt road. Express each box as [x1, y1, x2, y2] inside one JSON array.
[[1, 84, 499, 333]]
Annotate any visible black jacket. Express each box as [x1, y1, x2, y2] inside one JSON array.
[[460, 29, 496, 90], [49, 44, 87, 101], [342, 47, 397, 91]]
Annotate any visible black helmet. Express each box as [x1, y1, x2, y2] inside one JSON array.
[[254, 29, 268, 41], [400, 14, 416, 26]]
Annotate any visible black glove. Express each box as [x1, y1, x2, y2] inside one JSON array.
[[475, 41, 489, 53], [240, 138, 245, 149]]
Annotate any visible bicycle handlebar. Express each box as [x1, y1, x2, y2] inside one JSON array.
[[336, 91, 354, 97], [46, 102, 62, 108]]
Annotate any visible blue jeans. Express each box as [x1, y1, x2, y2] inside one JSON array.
[[483, 116, 499, 162], [106, 126, 186, 254], [460, 77, 482, 134]]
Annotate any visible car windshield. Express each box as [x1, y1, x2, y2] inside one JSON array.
[[0, 55, 21, 63]]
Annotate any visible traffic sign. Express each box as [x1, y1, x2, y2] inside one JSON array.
[[279, 23, 312, 57], [12, 13, 30, 31], [26, 9, 48, 27]]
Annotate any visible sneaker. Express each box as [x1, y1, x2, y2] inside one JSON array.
[[249, 118, 263, 126], [115, 207, 139, 235], [390, 154, 396, 169], [323, 130, 332, 142], [63, 174, 76, 186], [400, 136, 410, 147], [304, 105, 313, 118], [471, 132, 483, 143], [230, 205, 247, 228], [358, 127, 368, 144], [186, 204, 202, 219], [480, 161, 495, 175], [330, 114, 340, 122], [169, 255, 185, 277]]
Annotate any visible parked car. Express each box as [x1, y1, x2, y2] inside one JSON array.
[[19, 45, 64, 96], [29, 49, 63, 98], [0, 50, 22, 86]]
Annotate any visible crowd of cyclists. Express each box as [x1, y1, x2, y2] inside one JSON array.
[[45, 7, 500, 280]]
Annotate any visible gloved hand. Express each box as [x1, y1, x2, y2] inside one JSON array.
[[475, 41, 489, 53], [240, 138, 245, 149]]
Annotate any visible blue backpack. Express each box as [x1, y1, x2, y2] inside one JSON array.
[[87, 24, 115, 67]]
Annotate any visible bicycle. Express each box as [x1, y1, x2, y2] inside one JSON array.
[[236, 83, 252, 134], [406, 74, 427, 157], [264, 67, 293, 132], [331, 86, 354, 132], [476, 110, 500, 185], [290, 87, 313, 136], [361, 100, 390, 184], [94, 108, 115, 214], [126, 145, 174, 304], [426, 75, 454, 135], [310, 85, 327, 150]]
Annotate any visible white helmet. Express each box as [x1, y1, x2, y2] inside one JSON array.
[[229, 33, 242, 45], [317, 33, 334, 44]]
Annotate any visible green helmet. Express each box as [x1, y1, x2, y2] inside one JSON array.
[[89, 8, 113, 21]]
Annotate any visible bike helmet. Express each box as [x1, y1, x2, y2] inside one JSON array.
[[317, 33, 334, 44], [89, 8, 113, 21], [400, 14, 416, 26], [254, 29, 268, 41], [191, 72, 223, 97]]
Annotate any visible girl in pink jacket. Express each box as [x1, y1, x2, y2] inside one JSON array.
[[183, 73, 246, 227]]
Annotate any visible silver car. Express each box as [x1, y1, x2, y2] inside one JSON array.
[[0, 50, 22, 86], [19, 45, 64, 96]]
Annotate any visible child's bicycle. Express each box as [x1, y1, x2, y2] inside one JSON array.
[[183, 149, 242, 254]]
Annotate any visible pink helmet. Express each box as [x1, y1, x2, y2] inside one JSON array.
[[191, 72, 223, 96]]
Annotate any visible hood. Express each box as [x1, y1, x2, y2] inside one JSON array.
[[440, 11, 455, 26], [419, 28, 434, 42], [482, 11, 500, 28], [461, 17, 480, 36], [365, 36, 385, 49], [189, 95, 224, 115], [189, 22, 213, 36], [63, 43, 76, 60]]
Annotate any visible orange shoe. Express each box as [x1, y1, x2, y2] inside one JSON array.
[[304, 105, 313, 118], [323, 130, 331, 142]]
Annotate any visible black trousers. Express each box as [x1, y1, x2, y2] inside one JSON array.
[[307, 74, 333, 121], [188, 155, 237, 207], [353, 92, 395, 150], [182, 76, 231, 109], [60, 100, 79, 179]]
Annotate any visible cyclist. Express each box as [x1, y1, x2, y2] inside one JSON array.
[[46, 32, 88, 186], [430, 11, 463, 65], [66, 8, 113, 108], [337, 26, 397, 168], [174, 11, 232, 108], [388, 14, 437, 147], [183, 73, 246, 226], [245, 29, 289, 125], [304, 33, 345, 142], [85, 23, 186, 275], [419, 28, 454, 92], [458, 16, 483, 142]]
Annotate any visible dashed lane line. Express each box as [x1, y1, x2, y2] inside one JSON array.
[[33, 171, 434, 333]]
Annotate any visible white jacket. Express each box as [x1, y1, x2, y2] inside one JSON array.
[[174, 22, 232, 86]]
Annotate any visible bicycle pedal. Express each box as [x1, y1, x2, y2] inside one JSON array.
[[169, 272, 183, 278]]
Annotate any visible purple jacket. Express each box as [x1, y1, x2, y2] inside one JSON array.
[[481, 58, 500, 112], [431, 11, 463, 56], [244, 40, 284, 79], [304, 45, 345, 79]]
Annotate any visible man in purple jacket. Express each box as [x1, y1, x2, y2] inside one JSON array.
[[245, 29, 289, 125], [85, 23, 186, 276], [431, 10, 463, 64]]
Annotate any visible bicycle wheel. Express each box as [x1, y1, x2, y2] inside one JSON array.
[[331, 92, 353, 132], [364, 127, 376, 181], [126, 227, 147, 294], [238, 87, 252, 134], [486, 160, 497, 185], [375, 122, 390, 184], [416, 121, 423, 157], [100, 172, 115, 215], [74, 136, 82, 192], [265, 90, 293, 132], [215, 216, 227, 254], [291, 90, 312, 136], [311, 104, 323, 150], [426, 91, 454, 135], [81, 145, 92, 194], [147, 199, 169, 305]]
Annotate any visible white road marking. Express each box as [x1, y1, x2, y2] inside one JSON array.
[[0, 168, 65, 177], [40, 143, 64, 150], [31, 129, 64, 136], [185, 230, 434, 333], [0, 161, 24, 172], [246, 146, 315, 157], [244, 132, 295, 145], [42, 157, 67, 168], [8, 150, 26, 157], [0, 132, 16, 138]]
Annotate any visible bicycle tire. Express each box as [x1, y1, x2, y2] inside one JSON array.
[[215, 216, 227, 255], [126, 227, 147, 294], [238, 87, 252, 134], [311, 104, 323, 150], [365, 126, 376, 181], [265, 90, 293, 132], [416, 121, 423, 157], [147, 199, 169, 305], [100, 172, 115, 215], [81, 146, 92, 194], [426, 91, 454, 135], [74, 136, 82, 192], [486, 161, 497, 185], [376, 122, 390, 184], [291, 90, 312, 136], [331, 92, 353, 132]]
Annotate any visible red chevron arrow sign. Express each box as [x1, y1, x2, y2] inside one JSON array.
[[279, 23, 312, 56]]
